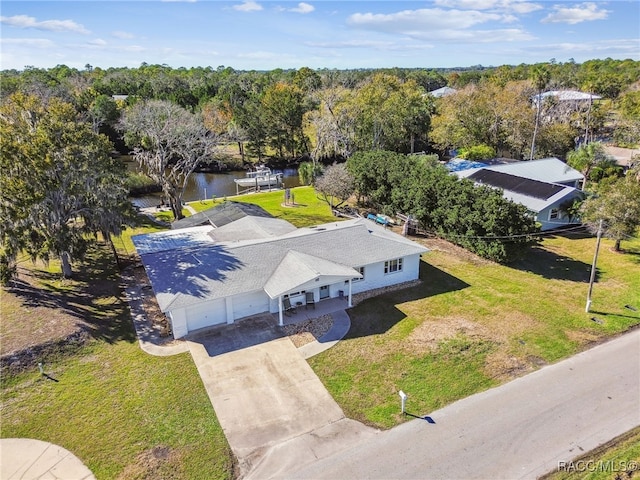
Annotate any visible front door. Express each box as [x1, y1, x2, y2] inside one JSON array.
[[319, 285, 329, 299]]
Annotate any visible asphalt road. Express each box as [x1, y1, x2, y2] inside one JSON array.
[[283, 329, 640, 480]]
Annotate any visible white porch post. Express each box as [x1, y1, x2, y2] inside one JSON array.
[[347, 279, 353, 307], [278, 295, 284, 326]]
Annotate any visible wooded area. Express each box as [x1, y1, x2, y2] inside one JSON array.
[[1, 59, 639, 273]]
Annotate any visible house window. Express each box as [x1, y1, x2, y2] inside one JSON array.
[[284, 290, 305, 299], [549, 208, 560, 220], [384, 258, 403, 274], [349, 266, 365, 283]]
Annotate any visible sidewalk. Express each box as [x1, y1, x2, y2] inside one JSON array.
[[0, 438, 95, 480]]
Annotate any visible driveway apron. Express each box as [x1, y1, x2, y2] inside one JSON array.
[[187, 333, 346, 465]]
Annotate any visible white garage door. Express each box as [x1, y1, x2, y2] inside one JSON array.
[[232, 291, 270, 320], [186, 299, 226, 333]]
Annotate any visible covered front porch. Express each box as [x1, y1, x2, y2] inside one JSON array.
[[271, 296, 350, 326]]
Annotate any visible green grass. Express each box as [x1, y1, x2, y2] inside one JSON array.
[[309, 233, 640, 429], [541, 426, 640, 480], [2, 342, 234, 479], [187, 186, 337, 227], [1, 242, 234, 479]]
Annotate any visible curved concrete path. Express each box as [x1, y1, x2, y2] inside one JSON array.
[[0, 438, 95, 480]]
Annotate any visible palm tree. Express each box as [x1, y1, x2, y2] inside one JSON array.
[[529, 64, 551, 161]]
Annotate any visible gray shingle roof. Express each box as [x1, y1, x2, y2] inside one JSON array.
[[170, 201, 274, 230], [137, 218, 427, 311]]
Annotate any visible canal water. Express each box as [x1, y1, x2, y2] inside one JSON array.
[[125, 158, 301, 208]]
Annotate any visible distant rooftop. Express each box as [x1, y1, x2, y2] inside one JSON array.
[[171, 201, 274, 230], [469, 170, 565, 201], [429, 86, 457, 98], [535, 90, 602, 102]]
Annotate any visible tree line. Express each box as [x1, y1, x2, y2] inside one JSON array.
[[1, 59, 639, 280]]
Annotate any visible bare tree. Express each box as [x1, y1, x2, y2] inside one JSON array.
[[314, 163, 355, 209], [120, 100, 218, 220]]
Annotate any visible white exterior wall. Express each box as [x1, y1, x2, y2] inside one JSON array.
[[169, 309, 188, 339], [350, 253, 421, 294], [172, 253, 423, 337]]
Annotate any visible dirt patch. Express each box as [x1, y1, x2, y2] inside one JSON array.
[[116, 445, 182, 480], [282, 315, 333, 347], [484, 350, 533, 381], [402, 317, 491, 354]]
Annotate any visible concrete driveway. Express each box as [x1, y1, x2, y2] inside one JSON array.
[[187, 316, 376, 476]]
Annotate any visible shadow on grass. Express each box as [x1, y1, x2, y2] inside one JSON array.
[[346, 261, 469, 339], [8, 244, 136, 345], [512, 246, 593, 282]]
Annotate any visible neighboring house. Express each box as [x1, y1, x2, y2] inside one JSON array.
[[453, 157, 585, 189], [533, 89, 602, 104], [133, 217, 428, 338], [462, 169, 585, 230], [428, 86, 457, 98]]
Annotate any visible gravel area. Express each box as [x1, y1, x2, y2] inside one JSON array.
[[281, 315, 334, 347]]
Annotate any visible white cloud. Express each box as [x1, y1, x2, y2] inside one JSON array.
[[348, 8, 506, 32], [0, 14, 90, 34], [306, 39, 435, 51], [233, 1, 263, 12], [534, 39, 640, 56], [122, 45, 146, 53], [541, 2, 609, 24], [434, 0, 543, 14], [88, 38, 107, 46], [0, 37, 55, 48], [112, 31, 134, 39], [289, 3, 314, 14]]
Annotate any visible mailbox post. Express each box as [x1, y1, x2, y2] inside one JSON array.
[[399, 390, 407, 414]]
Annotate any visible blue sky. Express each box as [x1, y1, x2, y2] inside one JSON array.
[[1, 1, 638, 71]]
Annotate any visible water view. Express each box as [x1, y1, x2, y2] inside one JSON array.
[[126, 159, 301, 208]]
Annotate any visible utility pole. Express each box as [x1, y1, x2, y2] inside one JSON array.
[[586, 219, 604, 312]]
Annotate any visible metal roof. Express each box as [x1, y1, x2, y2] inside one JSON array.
[[137, 218, 428, 311], [537, 90, 602, 102], [429, 86, 457, 98]]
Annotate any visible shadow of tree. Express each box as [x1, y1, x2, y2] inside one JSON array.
[[7, 246, 136, 345], [512, 246, 593, 282], [346, 261, 470, 339], [140, 245, 244, 303]]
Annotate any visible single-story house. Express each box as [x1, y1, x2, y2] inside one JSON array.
[[462, 169, 585, 231], [133, 217, 428, 338], [452, 157, 585, 189]]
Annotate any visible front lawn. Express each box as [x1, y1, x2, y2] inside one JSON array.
[[309, 233, 640, 429], [0, 241, 234, 480]]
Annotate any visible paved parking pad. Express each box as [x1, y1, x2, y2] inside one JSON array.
[[188, 334, 348, 469]]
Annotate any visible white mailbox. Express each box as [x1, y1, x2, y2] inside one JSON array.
[[399, 390, 407, 414]]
